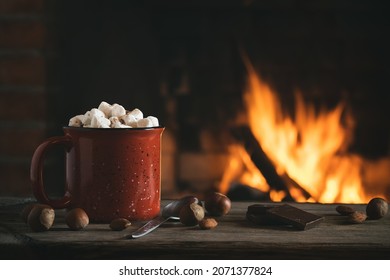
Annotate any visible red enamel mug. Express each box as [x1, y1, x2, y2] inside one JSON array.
[[30, 126, 164, 222]]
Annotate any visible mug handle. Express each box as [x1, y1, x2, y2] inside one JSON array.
[[30, 135, 73, 209]]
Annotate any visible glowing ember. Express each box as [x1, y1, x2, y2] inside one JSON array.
[[220, 64, 388, 203]]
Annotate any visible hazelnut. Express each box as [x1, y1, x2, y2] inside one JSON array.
[[21, 203, 47, 223], [27, 205, 55, 232], [347, 211, 367, 224], [65, 208, 89, 230], [109, 218, 131, 231], [179, 202, 205, 226], [335, 205, 356, 216], [204, 192, 231, 216], [366, 197, 388, 219], [199, 218, 218, 230]]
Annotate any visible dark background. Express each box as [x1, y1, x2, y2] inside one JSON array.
[[1, 0, 389, 196]]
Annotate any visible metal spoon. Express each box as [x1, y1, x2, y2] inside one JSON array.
[[129, 196, 199, 239]]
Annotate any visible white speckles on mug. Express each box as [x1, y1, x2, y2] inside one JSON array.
[[59, 126, 164, 222]]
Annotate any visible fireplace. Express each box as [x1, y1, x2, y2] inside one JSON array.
[[1, 0, 389, 202], [219, 63, 390, 203]]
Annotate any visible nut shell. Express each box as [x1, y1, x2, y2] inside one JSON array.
[[109, 218, 131, 231], [366, 197, 388, 220], [21, 203, 47, 223], [179, 202, 205, 226], [204, 192, 231, 216], [65, 208, 89, 230], [27, 205, 55, 232]]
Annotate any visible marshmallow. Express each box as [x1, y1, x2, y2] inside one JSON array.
[[146, 116, 159, 127], [128, 108, 143, 120], [112, 122, 131, 128], [98, 101, 112, 117], [136, 116, 159, 128], [119, 114, 137, 127], [91, 115, 110, 128], [109, 116, 128, 128], [68, 115, 84, 127], [82, 110, 92, 126], [84, 108, 108, 128], [68, 102, 159, 129], [137, 118, 154, 128], [90, 108, 105, 118], [110, 104, 126, 117]]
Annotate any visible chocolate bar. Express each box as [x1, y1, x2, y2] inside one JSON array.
[[246, 204, 324, 230], [246, 204, 288, 226], [247, 204, 275, 215], [266, 204, 324, 230], [246, 204, 285, 225]]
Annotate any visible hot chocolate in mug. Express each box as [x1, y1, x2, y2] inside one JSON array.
[[30, 126, 164, 222]]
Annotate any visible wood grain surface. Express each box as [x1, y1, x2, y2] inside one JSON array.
[[1, 197, 389, 259]]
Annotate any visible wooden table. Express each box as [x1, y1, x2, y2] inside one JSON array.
[[1, 197, 389, 259]]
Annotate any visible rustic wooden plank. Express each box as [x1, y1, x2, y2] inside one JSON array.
[[0, 197, 389, 259]]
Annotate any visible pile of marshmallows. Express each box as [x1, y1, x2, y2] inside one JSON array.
[[68, 101, 159, 128]]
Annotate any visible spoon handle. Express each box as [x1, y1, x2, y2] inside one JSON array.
[[128, 216, 170, 239]]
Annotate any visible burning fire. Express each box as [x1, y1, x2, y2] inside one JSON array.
[[220, 65, 388, 203]]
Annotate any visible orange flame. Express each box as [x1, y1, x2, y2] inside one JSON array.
[[220, 66, 389, 203]]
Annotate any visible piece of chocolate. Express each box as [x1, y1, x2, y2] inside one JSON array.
[[247, 204, 275, 215], [266, 204, 324, 230], [246, 212, 286, 225], [246, 204, 286, 226]]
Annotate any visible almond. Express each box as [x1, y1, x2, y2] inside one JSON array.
[[110, 218, 131, 231], [336, 205, 356, 216], [348, 211, 367, 224], [198, 218, 218, 230]]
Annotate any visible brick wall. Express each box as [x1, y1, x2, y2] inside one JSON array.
[[0, 0, 47, 196]]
